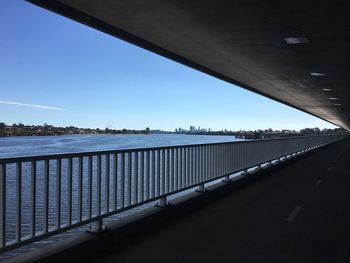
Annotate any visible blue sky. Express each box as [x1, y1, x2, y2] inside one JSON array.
[[0, 1, 337, 131]]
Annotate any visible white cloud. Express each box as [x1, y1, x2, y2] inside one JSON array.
[[0, 100, 64, 111]]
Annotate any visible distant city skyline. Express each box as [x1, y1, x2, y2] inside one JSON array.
[[1, 122, 340, 135], [0, 1, 338, 131], [1, 122, 342, 139], [176, 126, 211, 133]]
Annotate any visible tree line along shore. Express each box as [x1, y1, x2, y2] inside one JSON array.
[[0, 123, 347, 140]]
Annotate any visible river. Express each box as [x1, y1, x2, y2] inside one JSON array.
[[0, 134, 240, 259]]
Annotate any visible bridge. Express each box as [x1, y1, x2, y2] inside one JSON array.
[[2, 0, 350, 261]]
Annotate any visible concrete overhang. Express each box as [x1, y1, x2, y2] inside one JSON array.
[[27, 0, 350, 130]]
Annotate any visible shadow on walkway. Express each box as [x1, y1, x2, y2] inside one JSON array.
[[91, 139, 350, 263]]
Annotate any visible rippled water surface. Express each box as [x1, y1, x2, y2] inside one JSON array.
[[0, 134, 238, 158], [0, 134, 239, 259]]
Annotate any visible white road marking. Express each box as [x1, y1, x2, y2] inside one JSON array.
[[286, 206, 302, 222], [315, 179, 322, 187]]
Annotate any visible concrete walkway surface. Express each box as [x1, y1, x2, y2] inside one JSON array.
[[89, 139, 350, 263]]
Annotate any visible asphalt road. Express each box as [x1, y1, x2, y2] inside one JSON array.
[[92, 139, 350, 263]]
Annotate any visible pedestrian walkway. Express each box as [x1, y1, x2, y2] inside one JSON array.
[[92, 139, 350, 263]]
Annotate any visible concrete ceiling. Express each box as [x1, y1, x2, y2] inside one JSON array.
[[27, 0, 350, 130]]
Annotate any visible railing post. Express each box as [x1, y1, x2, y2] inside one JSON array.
[[16, 162, 22, 243], [196, 183, 206, 193], [241, 169, 248, 176], [93, 219, 103, 231], [87, 218, 107, 233], [222, 175, 230, 182], [157, 196, 168, 207], [0, 163, 5, 248]]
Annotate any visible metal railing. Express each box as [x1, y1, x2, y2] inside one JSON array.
[[0, 135, 346, 252]]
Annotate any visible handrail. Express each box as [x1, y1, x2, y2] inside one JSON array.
[[0, 135, 346, 253]]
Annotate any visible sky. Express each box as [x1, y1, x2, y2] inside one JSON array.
[[0, 1, 337, 131]]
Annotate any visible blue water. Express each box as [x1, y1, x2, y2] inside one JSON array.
[[0, 134, 238, 158], [0, 134, 239, 260]]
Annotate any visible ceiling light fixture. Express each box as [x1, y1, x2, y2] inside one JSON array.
[[284, 37, 309, 44], [329, 97, 340, 100], [333, 103, 342, 106], [310, 72, 326, 76], [322, 88, 332, 91]]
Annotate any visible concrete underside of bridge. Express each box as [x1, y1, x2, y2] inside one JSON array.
[[27, 0, 350, 130], [7, 139, 350, 263]]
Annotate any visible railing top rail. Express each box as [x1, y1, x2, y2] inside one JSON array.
[[0, 135, 345, 164]]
